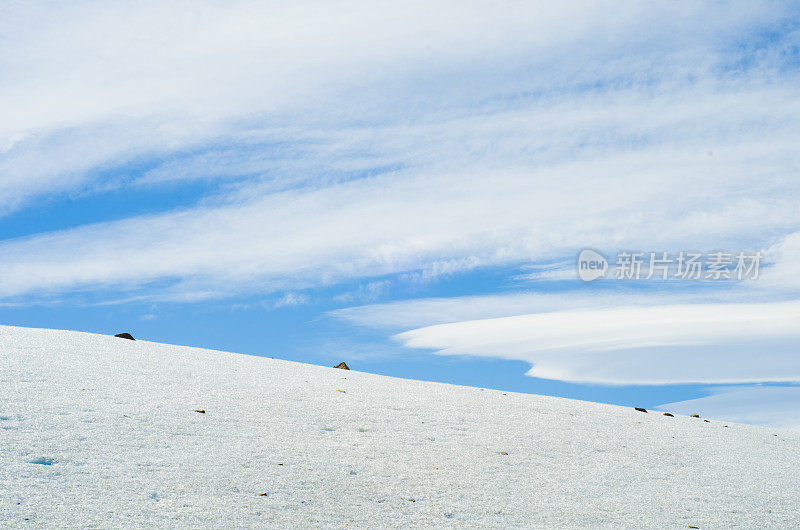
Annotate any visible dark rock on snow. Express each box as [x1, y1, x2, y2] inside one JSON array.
[[114, 333, 135, 340], [333, 362, 350, 370], [634, 407, 648, 413], [662, 412, 674, 417]]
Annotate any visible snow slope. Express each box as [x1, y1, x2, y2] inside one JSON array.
[[1, 325, 799, 528]]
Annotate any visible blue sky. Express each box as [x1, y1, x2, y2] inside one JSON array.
[[2, 1, 800, 427]]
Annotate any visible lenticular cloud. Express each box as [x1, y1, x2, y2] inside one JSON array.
[[395, 301, 800, 385]]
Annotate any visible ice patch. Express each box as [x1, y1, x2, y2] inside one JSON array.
[[28, 457, 56, 466]]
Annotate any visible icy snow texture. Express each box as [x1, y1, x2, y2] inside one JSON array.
[[1, 325, 799, 527]]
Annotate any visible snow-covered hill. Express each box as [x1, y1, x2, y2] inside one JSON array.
[[2, 325, 799, 528]]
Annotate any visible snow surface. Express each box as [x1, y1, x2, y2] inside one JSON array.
[[2, 325, 799, 528]]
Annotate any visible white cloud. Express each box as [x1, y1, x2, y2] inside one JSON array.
[[659, 386, 800, 430], [6, 0, 722, 211], [393, 301, 800, 385], [0, 1, 799, 304], [333, 280, 391, 305], [274, 292, 311, 308], [2, 131, 800, 301], [759, 232, 800, 289], [330, 287, 764, 330]]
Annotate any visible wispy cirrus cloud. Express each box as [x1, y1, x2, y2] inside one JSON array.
[[3, 103, 800, 302], [4, 0, 714, 212], [1, 1, 799, 306]]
